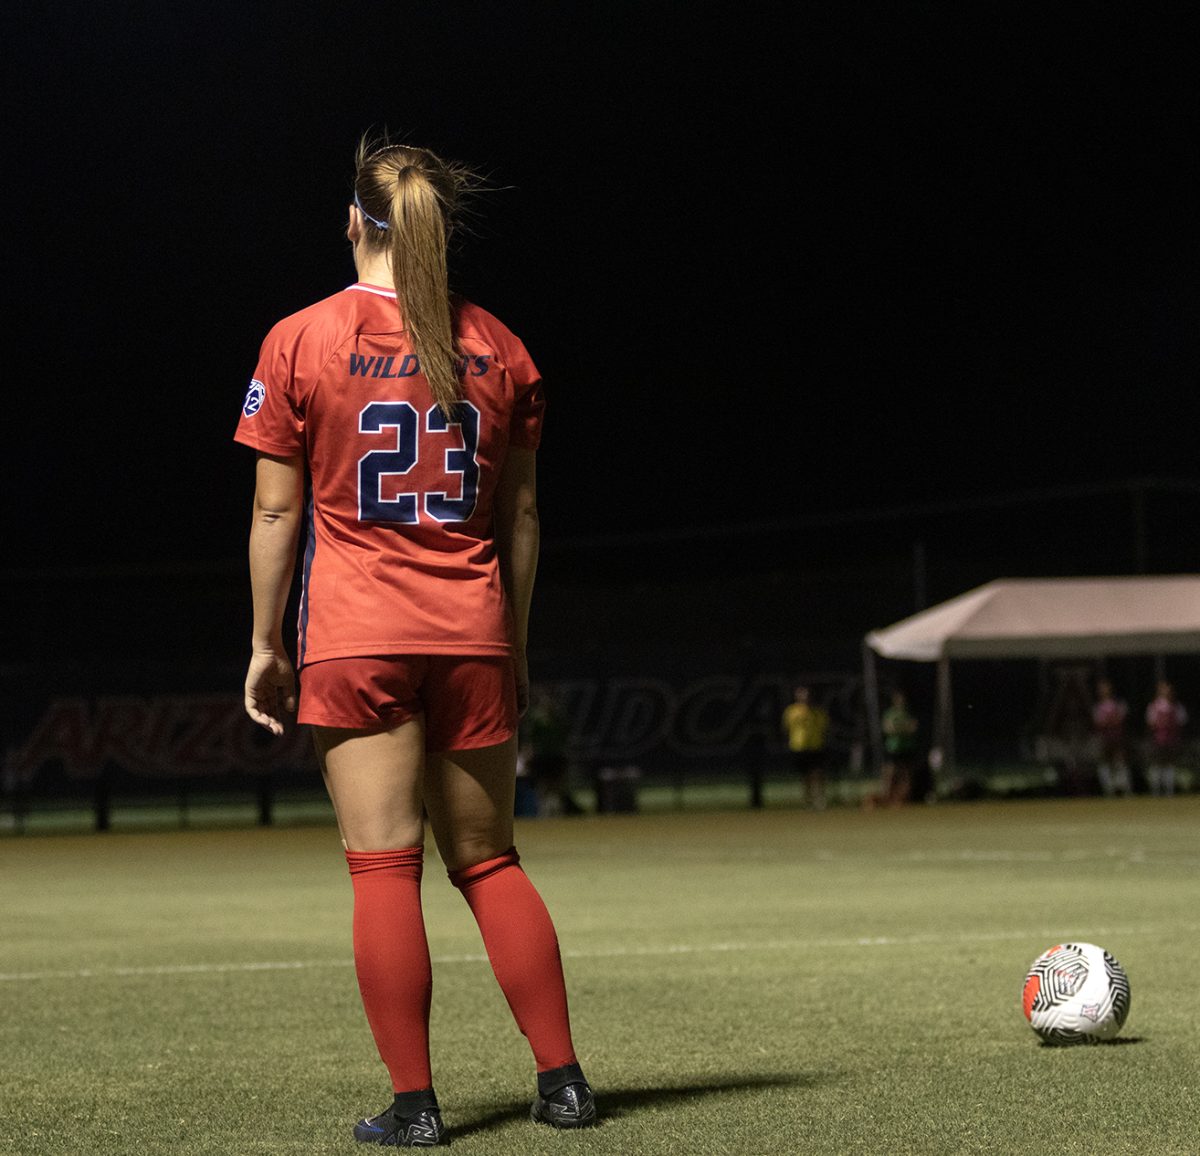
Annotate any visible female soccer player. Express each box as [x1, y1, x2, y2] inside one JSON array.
[[235, 139, 594, 1147]]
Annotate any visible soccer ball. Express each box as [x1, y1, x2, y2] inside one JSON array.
[[1022, 942, 1131, 1045]]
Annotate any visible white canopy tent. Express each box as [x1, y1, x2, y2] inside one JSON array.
[[862, 576, 1200, 774]]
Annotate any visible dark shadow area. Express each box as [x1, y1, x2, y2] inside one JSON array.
[[1039, 1036, 1146, 1048], [450, 1073, 829, 1139]]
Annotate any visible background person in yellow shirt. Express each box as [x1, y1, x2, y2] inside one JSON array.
[[781, 685, 830, 809]]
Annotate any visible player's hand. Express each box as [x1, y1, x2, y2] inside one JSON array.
[[245, 648, 296, 736], [514, 648, 530, 718]]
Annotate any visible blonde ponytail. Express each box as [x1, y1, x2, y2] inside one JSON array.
[[353, 139, 479, 418], [388, 167, 459, 417]]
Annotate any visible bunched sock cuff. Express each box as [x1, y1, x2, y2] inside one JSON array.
[[346, 846, 424, 875], [447, 846, 520, 888], [537, 1062, 587, 1098]]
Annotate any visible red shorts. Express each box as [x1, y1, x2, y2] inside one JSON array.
[[298, 655, 517, 751]]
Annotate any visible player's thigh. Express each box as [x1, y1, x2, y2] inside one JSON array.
[[314, 719, 426, 851], [424, 736, 518, 872]]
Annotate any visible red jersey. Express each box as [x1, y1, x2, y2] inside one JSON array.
[[234, 284, 544, 667]]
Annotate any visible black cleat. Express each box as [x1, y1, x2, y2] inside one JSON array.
[[531, 1081, 597, 1129], [353, 1105, 446, 1147]]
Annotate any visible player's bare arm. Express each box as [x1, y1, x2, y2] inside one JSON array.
[[245, 451, 304, 734], [493, 446, 538, 717]]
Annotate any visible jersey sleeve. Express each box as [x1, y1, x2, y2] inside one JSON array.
[[505, 341, 545, 451], [458, 301, 546, 450], [233, 323, 305, 456], [510, 379, 545, 450]]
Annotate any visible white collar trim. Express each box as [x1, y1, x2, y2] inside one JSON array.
[[347, 283, 397, 299]]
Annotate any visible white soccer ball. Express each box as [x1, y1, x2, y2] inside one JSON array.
[[1022, 942, 1131, 1045]]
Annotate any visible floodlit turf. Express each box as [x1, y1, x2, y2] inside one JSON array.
[[2, 798, 1198, 1154]]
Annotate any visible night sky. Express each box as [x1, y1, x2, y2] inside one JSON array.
[[7, 4, 1198, 574]]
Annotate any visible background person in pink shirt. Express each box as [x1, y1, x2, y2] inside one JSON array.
[[1092, 679, 1132, 796], [1145, 680, 1187, 797]]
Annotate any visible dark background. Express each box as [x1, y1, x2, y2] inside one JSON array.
[[7, 3, 1197, 573], [3, 4, 1199, 806]]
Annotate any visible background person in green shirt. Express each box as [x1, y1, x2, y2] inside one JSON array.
[[878, 690, 920, 807]]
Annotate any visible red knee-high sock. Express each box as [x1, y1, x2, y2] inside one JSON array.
[[345, 847, 433, 1094], [449, 847, 577, 1071]]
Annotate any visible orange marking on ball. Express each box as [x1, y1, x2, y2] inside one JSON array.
[[1022, 974, 1040, 1020]]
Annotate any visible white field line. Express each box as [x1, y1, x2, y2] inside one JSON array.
[[888, 849, 1200, 865], [3, 923, 1198, 984], [736, 848, 1200, 865]]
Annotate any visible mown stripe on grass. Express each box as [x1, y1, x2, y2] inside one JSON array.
[[3, 922, 1195, 984]]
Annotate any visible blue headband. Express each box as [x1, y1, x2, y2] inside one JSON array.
[[354, 191, 389, 231]]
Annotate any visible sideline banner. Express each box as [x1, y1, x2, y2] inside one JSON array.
[[5, 694, 313, 787], [3, 665, 865, 800]]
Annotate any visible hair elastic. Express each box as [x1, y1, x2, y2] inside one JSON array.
[[354, 190, 389, 230]]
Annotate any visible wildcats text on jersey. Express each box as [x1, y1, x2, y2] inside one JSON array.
[[349, 353, 492, 378]]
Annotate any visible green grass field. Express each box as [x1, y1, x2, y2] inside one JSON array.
[[2, 797, 1198, 1154]]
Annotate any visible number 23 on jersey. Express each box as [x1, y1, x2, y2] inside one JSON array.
[[357, 400, 481, 525]]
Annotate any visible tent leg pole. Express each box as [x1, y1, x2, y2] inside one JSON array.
[[863, 642, 883, 779], [936, 655, 955, 789]]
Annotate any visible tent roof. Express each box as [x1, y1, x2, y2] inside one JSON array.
[[866, 576, 1200, 661]]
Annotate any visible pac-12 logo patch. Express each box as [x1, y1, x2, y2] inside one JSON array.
[[243, 379, 266, 418]]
